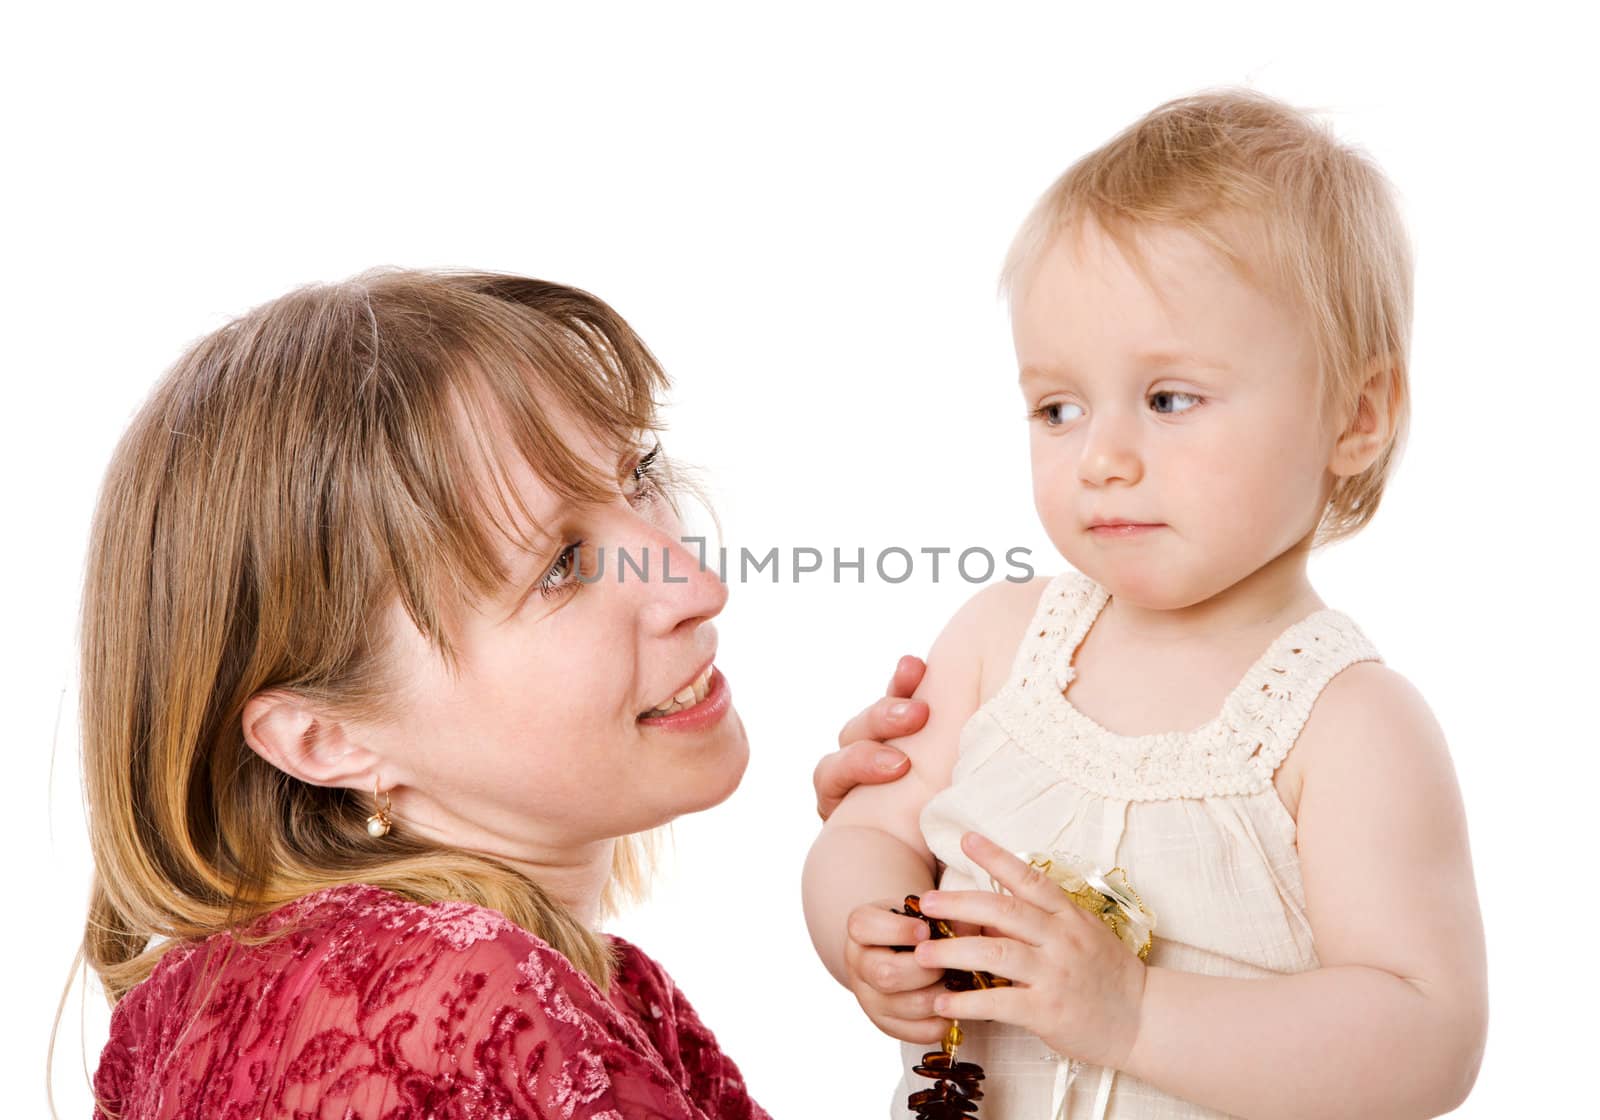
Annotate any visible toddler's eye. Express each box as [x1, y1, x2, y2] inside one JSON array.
[[1029, 401, 1083, 426], [1150, 391, 1202, 415]]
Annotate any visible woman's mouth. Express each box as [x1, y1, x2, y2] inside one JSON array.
[[636, 665, 732, 732], [639, 662, 716, 718]]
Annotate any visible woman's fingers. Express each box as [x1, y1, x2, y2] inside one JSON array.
[[833, 696, 927, 752], [886, 654, 928, 699], [832, 655, 928, 748], [814, 739, 913, 820], [815, 656, 929, 818]]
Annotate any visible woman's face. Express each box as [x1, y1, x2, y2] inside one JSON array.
[[368, 409, 748, 859]]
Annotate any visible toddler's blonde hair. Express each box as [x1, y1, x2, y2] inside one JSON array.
[[1002, 87, 1412, 547]]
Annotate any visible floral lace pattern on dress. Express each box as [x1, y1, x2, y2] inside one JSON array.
[[998, 569, 1383, 801], [92, 883, 769, 1120]]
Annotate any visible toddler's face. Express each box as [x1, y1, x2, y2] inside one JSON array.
[[1012, 217, 1338, 609]]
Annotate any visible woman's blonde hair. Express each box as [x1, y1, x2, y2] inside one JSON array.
[[69, 269, 685, 1050], [1002, 87, 1413, 547]]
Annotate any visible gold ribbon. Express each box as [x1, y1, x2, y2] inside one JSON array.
[[1022, 851, 1156, 961]]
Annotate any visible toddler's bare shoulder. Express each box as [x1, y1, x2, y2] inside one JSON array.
[[1297, 660, 1451, 785], [955, 575, 1053, 700]]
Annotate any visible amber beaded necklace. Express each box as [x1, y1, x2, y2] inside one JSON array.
[[894, 854, 1155, 1119]]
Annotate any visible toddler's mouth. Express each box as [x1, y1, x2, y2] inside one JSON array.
[[1089, 521, 1164, 537]]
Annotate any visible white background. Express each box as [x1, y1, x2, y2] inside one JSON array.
[[7, 2, 1595, 1116]]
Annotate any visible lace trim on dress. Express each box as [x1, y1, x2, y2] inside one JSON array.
[[993, 570, 1383, 801]]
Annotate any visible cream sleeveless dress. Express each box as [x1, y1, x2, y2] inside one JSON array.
[[892, 568, 1383, 1119]]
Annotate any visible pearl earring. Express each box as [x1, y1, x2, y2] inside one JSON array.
[[366, 777, 393, 838]]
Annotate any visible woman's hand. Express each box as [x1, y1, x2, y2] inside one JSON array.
[[912, 832, 1149, 1071], [842, 898, 948, 1044], [813, 655, 928, 820]]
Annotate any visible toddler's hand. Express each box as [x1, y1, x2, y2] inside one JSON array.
[[843, 898, 948, 1045], [912, 832, 1149, 1071]]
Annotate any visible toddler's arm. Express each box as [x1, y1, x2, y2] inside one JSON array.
[[1118, 664, 1488, 1117], [801, 579, 1043, 1042]]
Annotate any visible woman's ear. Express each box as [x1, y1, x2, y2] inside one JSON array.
[[241, 690, 381, 790], [1330, 356, 1402, 478]]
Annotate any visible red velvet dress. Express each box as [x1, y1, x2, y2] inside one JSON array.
[[91, 883, 769, 1119]]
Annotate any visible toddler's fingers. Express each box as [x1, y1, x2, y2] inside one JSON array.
[[931, 983, 1027, 1026], [918, 888, 1051, 946], [846, 904, 930, 951], [874, 1013, 949, 1046], [913, 933, 1032, 984], [857, 945, 943, 994], [879, 984, 944, 1022]]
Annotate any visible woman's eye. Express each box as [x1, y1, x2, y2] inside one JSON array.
[[626, 443, 665, 503], [1030, 401, 1083, 426], [536, 541, 584, 599], [1150, 390, 1202, 415]]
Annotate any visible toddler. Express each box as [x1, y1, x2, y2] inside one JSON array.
[[803, 89, 1487, 1119]]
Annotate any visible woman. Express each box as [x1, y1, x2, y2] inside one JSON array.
[[74, 268, 921, 1119]]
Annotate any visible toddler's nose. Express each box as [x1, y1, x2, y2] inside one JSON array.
[[1077, 412, 1144, 487]]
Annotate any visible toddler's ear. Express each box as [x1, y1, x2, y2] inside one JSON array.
[[1330, 355, 1403, 477]]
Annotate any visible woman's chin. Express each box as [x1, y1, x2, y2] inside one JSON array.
[[684, 712, 750, 813], [634, 711, 750, 827]]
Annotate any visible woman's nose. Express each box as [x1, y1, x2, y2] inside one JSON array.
[[623, 520, 728, 637], [1077, 410, 1144, 488]]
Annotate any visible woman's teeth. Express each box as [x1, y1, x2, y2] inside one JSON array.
[[640, 664, 714, 717]]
